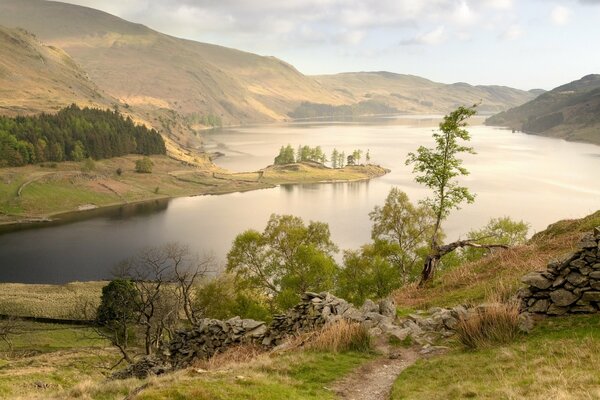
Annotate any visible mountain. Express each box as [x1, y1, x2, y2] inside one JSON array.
[[0, 0, 346, 125], [0, 26, 112, 116], [313, 72, 537, 115], [0, 0, 535, 135], [486, 75, 600, 145]]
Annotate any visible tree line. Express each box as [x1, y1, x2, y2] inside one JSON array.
[[0, 104, 166, 167], [274, 144, 371, 168]]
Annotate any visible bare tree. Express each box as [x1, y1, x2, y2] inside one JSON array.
[[0, 317, 23, 352], [114, 243, 213, 356]]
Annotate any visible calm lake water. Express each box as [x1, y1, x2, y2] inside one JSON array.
[[1, 116, 600, 283]]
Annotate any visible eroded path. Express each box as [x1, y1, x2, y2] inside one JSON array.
[[332, 347, 419, 400]]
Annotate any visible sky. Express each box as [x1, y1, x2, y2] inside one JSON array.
[[59, 0, 600, 90]]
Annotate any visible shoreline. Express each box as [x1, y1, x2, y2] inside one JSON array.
[[0, 163, 389, 231]]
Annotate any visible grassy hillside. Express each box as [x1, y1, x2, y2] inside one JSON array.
[[486, 74, 600, 145], [314, 72, 537, 115], [0, 157, 387, 225], [0, 0, 346, 126], [0, 26, 112, 116]]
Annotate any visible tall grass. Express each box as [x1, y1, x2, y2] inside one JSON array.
[[307, 320, 372, 353], [456, 301, 521, 349]]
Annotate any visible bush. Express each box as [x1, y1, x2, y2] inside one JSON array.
[[135, 157, 153, 173], [307, 320, 372, 353], [116, 167, 123, 176], [456, 302, 521, 349], [81, 157, 95, 173]]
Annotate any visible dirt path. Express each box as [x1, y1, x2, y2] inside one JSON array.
[[332, 347, 419, 400]]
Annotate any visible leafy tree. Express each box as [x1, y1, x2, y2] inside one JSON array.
[[194, 274, 271, 322], [406, 105, 507, 285], [347, 154, 355, 166], [366, 149, 371, 163], [0, 104, 165, 167], [226, 214, 339, 311], [369, 188, 437, 282], [331, 149, 339, 168], [96, 279, 138, 363], [352, 149, 363, 165], [274, 144, 295, 165], [461, 217, 529, 262], [337, 246, 400, 306], [339, 151, 345, 168], [135, 157, 153, 173]]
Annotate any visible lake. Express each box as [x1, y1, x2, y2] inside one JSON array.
[[1, 116, 599, 283]]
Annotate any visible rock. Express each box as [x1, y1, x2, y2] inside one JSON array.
[[518, 313, 535, 333], [378, 298, 396, 317], [361, 299, 379, 314], [581, 291, 600, 302], [565, 272, 588, 287], [521, 272, 552, 289], [550, 289, 580, 307], [570, 304, 597, 313], [547, 304, 569, 315], [529, 299, 550, 313]]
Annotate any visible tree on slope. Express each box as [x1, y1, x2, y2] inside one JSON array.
[[406, 105, 507, 285]]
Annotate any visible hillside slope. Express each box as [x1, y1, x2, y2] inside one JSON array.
[[0, 0, 537, 128], [486, 74, 600, 144], [314, 72, 537, 115], [0, 26, 112, 116], [0, 0, 346, 125]]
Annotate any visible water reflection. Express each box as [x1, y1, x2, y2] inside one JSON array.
[[1, 117, 599, 284]]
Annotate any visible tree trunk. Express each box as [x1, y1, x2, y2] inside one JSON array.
[[418, 239, 508, 287]]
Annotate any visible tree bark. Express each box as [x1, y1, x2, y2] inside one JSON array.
[[418, 239, 509, 287]]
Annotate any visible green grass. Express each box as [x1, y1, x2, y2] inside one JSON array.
[[136, 351, 373, 400], [0, 282, 105, 320], [0, 321, 117, 399], [391, 315, 600, 399]]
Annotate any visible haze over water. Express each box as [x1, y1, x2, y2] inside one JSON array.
[[1, 116, 599, 283]]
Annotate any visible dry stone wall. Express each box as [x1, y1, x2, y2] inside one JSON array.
[[519, 227, 600, 315]]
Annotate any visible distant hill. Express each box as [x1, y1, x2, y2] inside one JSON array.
[[0, 26, 112, 116], [486, 75, 600, 145], [313, 72, 537, 115]]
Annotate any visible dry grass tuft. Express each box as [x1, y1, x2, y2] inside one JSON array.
[[194, 343, 267, 370], [305, 319, 372, 353], [456, 301, 521, 349]]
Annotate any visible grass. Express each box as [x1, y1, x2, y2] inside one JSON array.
[[393, 210, 600, 310], [0, 321, 118, 400], [391, 314, 600, 399], [0, 281, 105, 320], [305, 320, 372, 353], [455, 302, 521, 349], [134, 351, 372, 400], [0, 158, 387, 225]]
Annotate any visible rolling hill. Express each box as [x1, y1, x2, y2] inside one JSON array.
[[314, 72, 537, 115], [0, 0, 538, 127], [486, 74, 600, 145], [0, 26, 112, 116]]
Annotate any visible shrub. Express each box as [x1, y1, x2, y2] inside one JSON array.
[[81, 157, 95, 173], [135, 157, 153, 173], [456, 302, 521, 349], [307, 320, 372, 353], [116, 167, 123, 176]]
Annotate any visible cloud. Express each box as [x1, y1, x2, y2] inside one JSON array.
[[500, 25, 523, 40], [61, 0, 520, 51], [551, 5, 571, 25], [400, 26, 446, 46]]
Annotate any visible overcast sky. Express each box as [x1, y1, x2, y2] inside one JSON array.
[[60, 0, 600, 90]]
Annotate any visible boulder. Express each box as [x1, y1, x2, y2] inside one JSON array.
[[521, 272, 552, 289], [550, 289, 580, 306]]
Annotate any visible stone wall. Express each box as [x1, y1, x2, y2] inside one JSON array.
[[165, 292, 399, 368], [519, 227, 600, 315]]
